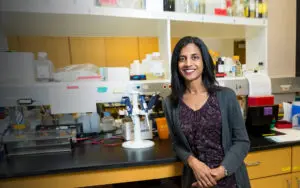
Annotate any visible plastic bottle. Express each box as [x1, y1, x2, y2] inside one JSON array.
[[141, 54, 152, 77], [199, 0, 206, 14], [184, 0, 191, 13], [226, 0, 233, 16], [233, 56, 242, 77], [130, 60, 141, 76], [147, 52, 165, 80], [191, 0, 200, 13], [224, 57, 234, 77], [101, 112, 115, 132]]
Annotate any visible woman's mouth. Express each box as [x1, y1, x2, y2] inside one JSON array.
[[183, 69, 196, 75]]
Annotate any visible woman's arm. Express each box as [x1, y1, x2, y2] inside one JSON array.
[[220, 89, 250, 176]]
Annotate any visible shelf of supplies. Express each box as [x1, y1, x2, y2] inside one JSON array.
[[1, 0, 267, 37]]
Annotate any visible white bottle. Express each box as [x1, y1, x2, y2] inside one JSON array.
[[130, 60, 141, 75], [35, 52, 54, 81], [141, 54, 152, 76], [149, 52, 165, 80]]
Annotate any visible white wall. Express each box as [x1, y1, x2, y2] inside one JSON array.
[[268, 0, 296, 77], [202, 38, 234, 57], [0, 29, 8, 51]]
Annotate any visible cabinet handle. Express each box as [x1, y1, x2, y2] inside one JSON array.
[[296, 177, 300, 188], [245, 161, 261, 167], [287, 179, 291, 188]]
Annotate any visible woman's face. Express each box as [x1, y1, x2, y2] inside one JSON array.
[[178, 43, 203, 82]]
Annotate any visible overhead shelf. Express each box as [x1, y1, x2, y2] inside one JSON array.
[[0, 0, 267, 37]]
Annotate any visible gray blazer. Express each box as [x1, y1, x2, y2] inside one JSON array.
[[163, 87, 251, 188]]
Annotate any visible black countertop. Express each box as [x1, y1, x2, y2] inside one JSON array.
[[1, 136, 300, 179]]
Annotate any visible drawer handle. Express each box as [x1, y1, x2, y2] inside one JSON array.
[[245, 161, 261, 167], [296, 177, 300, 188], [287, 179, 291, 188]]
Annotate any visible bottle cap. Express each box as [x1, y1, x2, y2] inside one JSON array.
[[233, 56, 240, 61]]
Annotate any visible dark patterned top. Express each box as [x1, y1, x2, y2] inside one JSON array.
[[180, 93, 236, 188]]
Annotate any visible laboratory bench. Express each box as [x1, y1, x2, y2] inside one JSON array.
[[0, 135, 300, 188]]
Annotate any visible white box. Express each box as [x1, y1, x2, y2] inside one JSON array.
[[145, 0, 163, 12]]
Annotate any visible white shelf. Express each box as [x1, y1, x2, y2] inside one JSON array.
[[1, 0, 267, 37]]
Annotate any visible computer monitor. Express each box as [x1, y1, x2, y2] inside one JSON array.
[[245, 105, 279, 135]]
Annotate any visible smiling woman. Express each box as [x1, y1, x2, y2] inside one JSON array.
[[163, 36, 251, 188]]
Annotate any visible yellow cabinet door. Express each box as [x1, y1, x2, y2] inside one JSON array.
[[171, 37, 180, 52], [19, 36, 71, 69], [292, 146, 300, 172], [105, 37, 139, 67], [69, 37, 106, 67], [138, 37, 158, 61], [251, 174, 292, 188], [245, 148, 292, 179], [292, 172, 300, 188]]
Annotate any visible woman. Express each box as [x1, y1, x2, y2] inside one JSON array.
[[163, 36, 250, 188]]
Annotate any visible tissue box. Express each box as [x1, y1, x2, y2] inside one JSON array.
[[145, 0, 163, 12]]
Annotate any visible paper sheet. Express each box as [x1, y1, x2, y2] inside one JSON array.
[[266, 128, 300, 143], [245, 73, 272, 96]]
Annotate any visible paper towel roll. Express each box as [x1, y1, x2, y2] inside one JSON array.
[[245, 73, 272, 96]]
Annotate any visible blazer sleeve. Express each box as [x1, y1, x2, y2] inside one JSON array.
[[221, 89, 250, 175], [163, 98, 193, 166]]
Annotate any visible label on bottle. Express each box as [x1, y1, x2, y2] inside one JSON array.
[[258, 3, 263, 13], [218, 65, 224, 73]]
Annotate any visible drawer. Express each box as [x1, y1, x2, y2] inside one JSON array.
[[250, 174, 291, 188], [245, 147, 291, 179], [292, 146, 300, 172]]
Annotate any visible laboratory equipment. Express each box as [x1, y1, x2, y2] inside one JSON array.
[[245, 105, 279, 135], [120, 91, 159, 149]]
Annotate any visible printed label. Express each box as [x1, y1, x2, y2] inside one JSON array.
[[264, 107, 273, 116]]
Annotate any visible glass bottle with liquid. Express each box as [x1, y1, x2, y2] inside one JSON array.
[[244, 0, 250, 17], [233, 56, 242, 77], [249, 0, 255, 18], [164, 0, 175, 11]]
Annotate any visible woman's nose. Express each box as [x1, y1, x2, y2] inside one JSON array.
[[186, 58, 192, 66]]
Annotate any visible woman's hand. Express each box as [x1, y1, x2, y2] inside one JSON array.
[[211, 166, 226, 181], [187, 156, 217, 188]]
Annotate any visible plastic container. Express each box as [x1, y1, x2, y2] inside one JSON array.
[[155, 117, 169, 139], [3, 126, 74, 156], [146, 52, 165, 80], [101, 112, 116, 132], [248, 96, 274, 107]]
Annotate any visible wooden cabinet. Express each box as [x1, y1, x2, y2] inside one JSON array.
[[69, 37, 106, 67], [19, 36, 71, 69], [105, 37, 139, 67], [250, 174, 292, 188], [245, 148, 292, 179], [138, 37, 159, 60], [292, 146, 300, 172]]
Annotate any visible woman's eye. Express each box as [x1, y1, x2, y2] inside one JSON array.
[[179, 56, 186, 62], [192, 55, 200, 61]]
